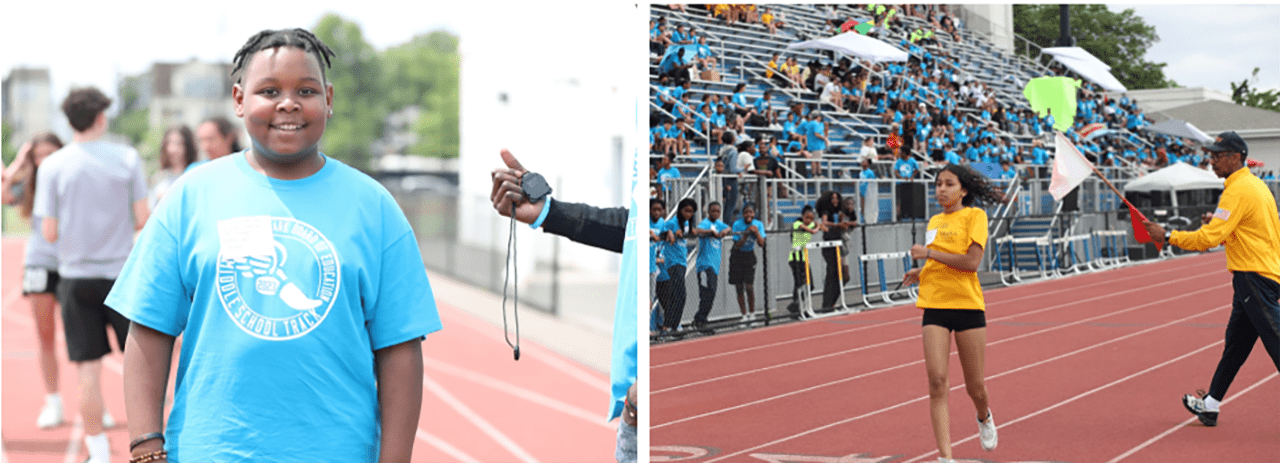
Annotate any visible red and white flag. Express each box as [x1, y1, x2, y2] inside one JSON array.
[[1049, 131, 1094, 201]]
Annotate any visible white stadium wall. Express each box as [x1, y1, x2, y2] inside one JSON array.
[[457, 2, 638, 281]]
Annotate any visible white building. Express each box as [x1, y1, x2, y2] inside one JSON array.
[[456, 2, 640, 330], [3, 67, 57, 144]]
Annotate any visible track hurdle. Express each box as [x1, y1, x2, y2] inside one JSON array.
[[857, 251, 915, 308]]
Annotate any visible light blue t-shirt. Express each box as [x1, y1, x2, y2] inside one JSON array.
[[661, 218, 692, 272], [105, 152, 442, 463], [859, 168, 876, 197], [651, 217, 667, 280], [610, 193, 638, 422], [696, 218, 728, 274], [804, 120, 827, 152], [894, 157, 920, 178], [731, 219, 766, 253], [657, 166, 681, 192]]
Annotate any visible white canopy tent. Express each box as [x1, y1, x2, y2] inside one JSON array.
[[786, 32, 909, 63], [1042, 47, 1127, 92], [1124, 162, 1223, 193], [1141, 118, 1214, 144]]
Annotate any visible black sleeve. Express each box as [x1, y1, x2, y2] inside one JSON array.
[[539, 199, 628, 254]]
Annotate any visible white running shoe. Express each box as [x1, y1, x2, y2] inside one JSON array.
[[36, 396, 63, 428], [103, 410, 115, 429], [936, 458, 955, 463], [978, 409, 998, 451]]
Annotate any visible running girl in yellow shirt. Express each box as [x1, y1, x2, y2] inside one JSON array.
[[900, 163, 1003, 463]]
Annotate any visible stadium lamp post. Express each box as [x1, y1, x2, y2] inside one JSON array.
[[1055, 4, 1075, 48]]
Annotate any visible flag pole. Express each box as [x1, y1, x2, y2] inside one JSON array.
[[1057, 132, 1162, 250]]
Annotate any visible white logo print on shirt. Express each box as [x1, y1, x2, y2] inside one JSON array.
[[216, 216, 340, 340]]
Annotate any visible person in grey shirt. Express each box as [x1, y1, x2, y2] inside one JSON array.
[[33, 87, 149, 463]]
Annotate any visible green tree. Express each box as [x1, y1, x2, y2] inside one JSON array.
[[1014, 5, 1176, 90], [111, 75, 151, 148], [382, 31, 460, 158], [1230, 67, 1280, 113], [313, 14, 386, 172]]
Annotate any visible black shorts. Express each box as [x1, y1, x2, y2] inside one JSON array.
[[57, 278, 130, 362], [21, 267, 60, 295], [728, 250, 757, 285], [921, 308, 986, 332]]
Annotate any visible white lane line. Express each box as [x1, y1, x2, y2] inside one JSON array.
[[694, 305, 1226, 462], [437, 307, 610, 392], [422, 373, 538, 463], [416, 429, 483, 463], [63, 418, 83, 463], [652, 268, 1220, 369], [900, 340, 1227, 463], [423, 357, 610, 428], [650, 257, 1221, 355], [654, 283, 1228, 397], [1107, 372, 1279, 463]]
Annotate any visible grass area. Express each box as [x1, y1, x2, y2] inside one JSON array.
[[2, 205, 31, 236]]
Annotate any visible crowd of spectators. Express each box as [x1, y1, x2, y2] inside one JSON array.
[[650, 4, 1228, 222]]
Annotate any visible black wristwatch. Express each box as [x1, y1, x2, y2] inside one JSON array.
[[521, 172, 553, 203], [1164, 230, 1172, 244]]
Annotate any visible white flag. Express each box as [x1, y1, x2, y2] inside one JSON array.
[[1049, 131, 1095, 201]]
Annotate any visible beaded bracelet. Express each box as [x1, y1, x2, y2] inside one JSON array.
[[129, 450, 167, 463], [129, 432, 165, 451]]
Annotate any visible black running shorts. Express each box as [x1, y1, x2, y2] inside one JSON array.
[[728, 249, 757, 285], [921, 308, 986, 332], [57, 278, 130, 362]]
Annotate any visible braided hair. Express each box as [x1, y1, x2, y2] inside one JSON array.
[[939, 163, 1004, 208], [231, 28, 336, 84]]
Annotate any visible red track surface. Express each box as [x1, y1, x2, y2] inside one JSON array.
[[651, 252, 1280, 463], [1, 237, 614, 463]]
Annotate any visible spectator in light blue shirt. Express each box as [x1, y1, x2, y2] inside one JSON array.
[[1000, 159, 1017, 179], [893, 149, 920, 179], [1030, 139, 1048, 165]]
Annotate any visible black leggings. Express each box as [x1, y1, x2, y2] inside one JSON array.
[[658, 265, 688, 330]]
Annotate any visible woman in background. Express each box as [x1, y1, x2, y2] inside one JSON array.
[[149, 125, 198, 207]]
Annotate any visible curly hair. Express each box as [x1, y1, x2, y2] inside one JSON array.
[[938, 163, 1003, 207]]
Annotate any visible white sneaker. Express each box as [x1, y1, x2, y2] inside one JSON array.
[[84, 433, 110, 463], [36, 396, 63, 428], [937, 459, 955, 463], [977, 409, 998, 451], [103, 410, 115, 429]]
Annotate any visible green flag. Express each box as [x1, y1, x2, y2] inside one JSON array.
[[1023, 76, 1080, 133]]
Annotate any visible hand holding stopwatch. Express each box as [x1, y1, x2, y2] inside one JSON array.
[[502, 171, 553, 362]]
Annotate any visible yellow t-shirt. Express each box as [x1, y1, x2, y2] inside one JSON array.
[[767, 59, 778, 79], [1171, 168, 1280, 284], [916, 207, 988, 310]]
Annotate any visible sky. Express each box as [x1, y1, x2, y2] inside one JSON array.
[[1110, 3, 1280, 93], [1, 0, 469, 108]]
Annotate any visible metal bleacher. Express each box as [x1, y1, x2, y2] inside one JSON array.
[[648, 5, 1189, 339]]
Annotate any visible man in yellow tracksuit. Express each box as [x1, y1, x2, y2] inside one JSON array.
[[1144, 131, 1280, 427]]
